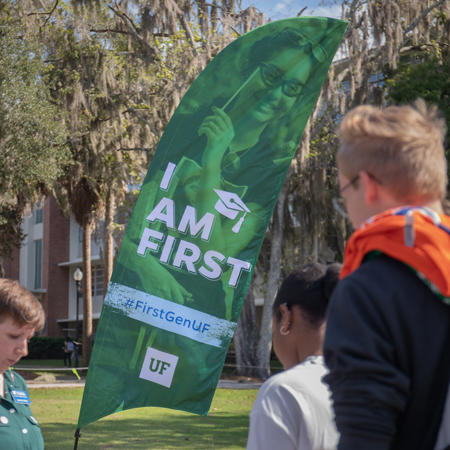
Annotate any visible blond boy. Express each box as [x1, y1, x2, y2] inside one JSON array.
[[324, 100, 450, 450]]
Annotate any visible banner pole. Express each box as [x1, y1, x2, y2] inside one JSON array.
[[73, 428, 81, 450]]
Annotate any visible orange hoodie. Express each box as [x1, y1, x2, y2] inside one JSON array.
[[341, 206, 450, 299]]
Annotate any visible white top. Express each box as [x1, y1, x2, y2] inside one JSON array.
[[247, 356, 339, 450]]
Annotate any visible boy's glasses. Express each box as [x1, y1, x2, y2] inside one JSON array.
[[259, 62, 312, 98], [332, 173, 383, 219]]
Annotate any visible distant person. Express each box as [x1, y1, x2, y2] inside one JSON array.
[[0, 279, 45, 449], [247, 263, 341, 450], [324, 100, 450, 449], [63, 337, 74, 368]]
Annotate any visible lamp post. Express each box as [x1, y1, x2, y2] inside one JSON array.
[[73, 267, 83, 368]]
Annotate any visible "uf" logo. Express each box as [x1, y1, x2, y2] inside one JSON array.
[[148, 358, 171, 375], [139, 347, 179, 388]]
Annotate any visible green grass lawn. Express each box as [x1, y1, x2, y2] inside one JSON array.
[[30, 388, 257, 449]]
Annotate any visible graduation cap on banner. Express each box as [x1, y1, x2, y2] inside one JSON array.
[[213, 189, 251, 234]]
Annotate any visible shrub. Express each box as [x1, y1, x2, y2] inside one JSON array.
[[23, 337, 67, 359]]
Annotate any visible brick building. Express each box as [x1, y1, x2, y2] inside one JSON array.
[[3, 196, 104, 338]]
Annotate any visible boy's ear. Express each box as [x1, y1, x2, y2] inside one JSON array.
[[360, 171, 378, 206]]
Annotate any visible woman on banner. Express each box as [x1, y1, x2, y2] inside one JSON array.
[[192, 26, 327, 319], [120, 24, 329, 320], [193, 26, 327, 255], [0, 279, 45, 450], [247, 263, 341, 450]]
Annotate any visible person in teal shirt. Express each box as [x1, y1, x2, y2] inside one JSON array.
[[0, 279, 45, 449]]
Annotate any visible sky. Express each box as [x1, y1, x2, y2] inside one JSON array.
[[240, 0, 342, 21]]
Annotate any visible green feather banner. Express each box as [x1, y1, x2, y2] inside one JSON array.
[[77, 16, 347, 429]]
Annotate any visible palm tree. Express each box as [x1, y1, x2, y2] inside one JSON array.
[[54, 138, 103, 366]]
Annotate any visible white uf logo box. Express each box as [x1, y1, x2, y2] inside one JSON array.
[[139, 347, 179, 388]]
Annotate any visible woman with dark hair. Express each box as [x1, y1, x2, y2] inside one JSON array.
[[247, 263, 341, 450], [63, 336, 74, 368]]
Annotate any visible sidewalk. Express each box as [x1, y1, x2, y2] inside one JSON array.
[[18, 364, 264, 390], [26, 378, 262, 390]]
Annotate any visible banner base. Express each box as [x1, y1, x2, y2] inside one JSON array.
[[73, 428, 81, 450]]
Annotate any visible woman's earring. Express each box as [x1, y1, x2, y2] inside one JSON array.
[[280, 323, 291, 336]]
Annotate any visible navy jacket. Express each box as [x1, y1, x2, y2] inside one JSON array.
[[324, 255, 450, 450]]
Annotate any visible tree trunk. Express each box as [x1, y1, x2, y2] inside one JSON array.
[[255, 166, 293, 379], [82, 217, 93, 366], [234, 274, 258, 377], [103, 184, 116, 299]]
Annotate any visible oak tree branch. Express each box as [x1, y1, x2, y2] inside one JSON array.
[[108, 4, 157, 60], [403, 0, 447, 36], [43, 0, 58, 27], [113, 95, 161, 137], [116, 52, 155, 63], [179, 15, 198, 55]]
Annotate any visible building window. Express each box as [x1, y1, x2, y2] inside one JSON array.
[[78, 227, 101, 258], [34, 240, 43, 289], [91, 265, 104, 297], [34, 206, 43, 224], [80, 266, 104, 296]]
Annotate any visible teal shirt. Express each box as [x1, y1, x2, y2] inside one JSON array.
[[0, 369, 44, 450]]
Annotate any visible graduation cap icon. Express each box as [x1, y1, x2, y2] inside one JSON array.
[[214, 189, 251, 234]]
